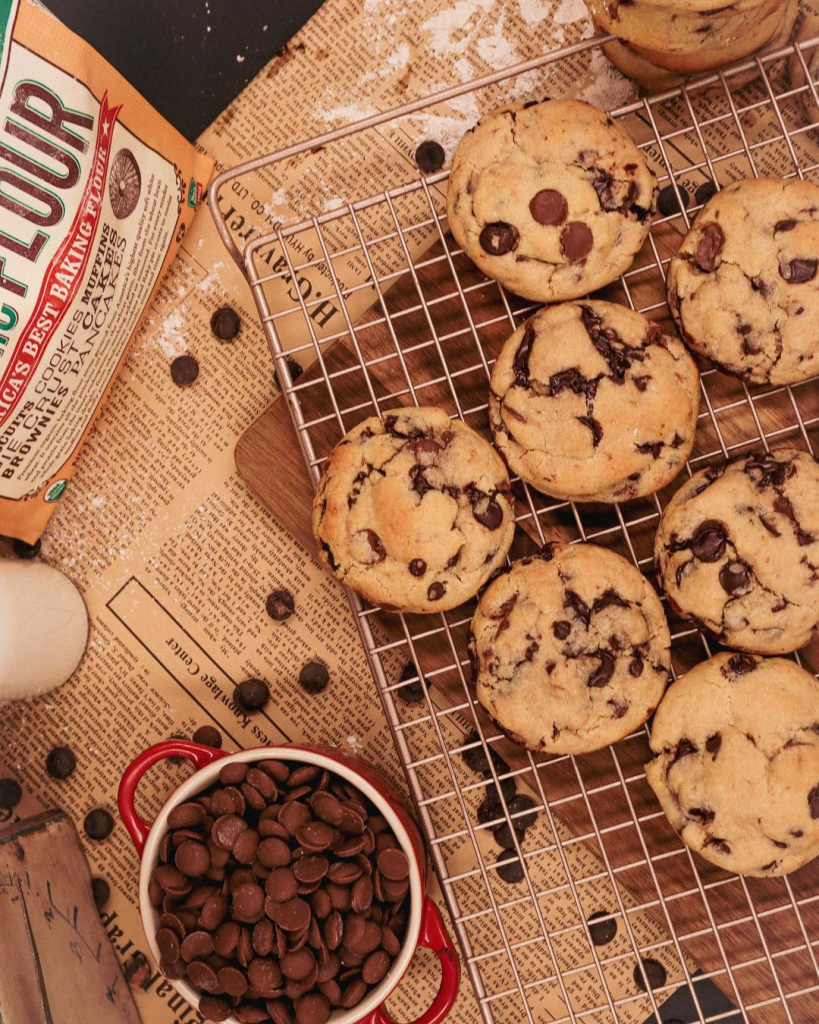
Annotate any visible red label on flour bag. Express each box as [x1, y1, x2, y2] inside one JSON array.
[[0, 0, 212, 542]]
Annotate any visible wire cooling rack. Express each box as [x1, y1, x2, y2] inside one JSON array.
[[210, 31, 819, 1024]]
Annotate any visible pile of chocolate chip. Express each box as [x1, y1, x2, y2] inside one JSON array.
[[149, 759, 410, 1024]]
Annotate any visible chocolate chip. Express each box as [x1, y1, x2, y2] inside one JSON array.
[[0, 778, 22, 809], [409, 558, 426, 577], [560, 221, 593, 261], [774, 219, 797, 233], [46, 745, 76, 780], [779, 258, 817, 284], [587, 910, 617, 945], [553, 620, 571, 640], [296, 991, 331, 1024], [587, 651, 615, 688], [427, 582, 445, 601], [192, 725, 222, 748], [274, 356, 304, 391], [496, 850, 525, 883], [564, 590, 591, 627], [170, 354, 199, 387], [694, 223, 724, 272], [634, 958, 666, 992], [695, 180, 717, 206], [91, 877, 110, 909], [702, 733, 721, 762], [84, 808, 114, 841], [809, 785, 818, 819], [479, 221, 519, 255], [719, 560, 750, 594], [357, 529, 387, 564], [397, 661, 429, 704], [636, 441, 663, 459], [199, 995, 232, 1022], [593, 590, 629, 614], [690, 520, 727, 562], [12, 537, 40, 559], [267, 589, 295, 621], [299, 662, 330, 695], [657, 184, 690, 217], [529, 188, 567, 225], [507, 794, 537, 832], [210, 305, 241, 341], [235, 678, 269, 712], [688, 807, 715, 824], [415, 140, 445, 173]]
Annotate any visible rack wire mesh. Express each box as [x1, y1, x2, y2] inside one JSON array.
[[210, 31, 819, 1023]]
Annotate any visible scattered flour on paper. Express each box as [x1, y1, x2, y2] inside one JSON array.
[[148, 309, 189, 359], [577, 48, 633, 109], [263, 187, 289, 219], [518, 0, 552, 26], [475, 12, 519, 68], [420, 0, 496, 57], [553, 0, 589, 24], [320, 101, 379, 125]]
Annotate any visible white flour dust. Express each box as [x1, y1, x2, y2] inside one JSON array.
[[518, 0, 552, 26], [578, 48, 632, 108]]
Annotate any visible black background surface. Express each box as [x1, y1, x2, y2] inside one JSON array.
[[46, 0, 325, 140]]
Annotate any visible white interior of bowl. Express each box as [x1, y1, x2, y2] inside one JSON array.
[[139, 746, 423, 1024]]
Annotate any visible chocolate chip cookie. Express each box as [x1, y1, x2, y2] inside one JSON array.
[[489, 301, 700, 503], [603, 0, 797, 93], [312, 407, 515, 614], [647, 652, 819, 877], [447, 99, 657, 303], [470, 543, 670, 755], [668, 177, 819, 386], [655, 447, 819, 653]]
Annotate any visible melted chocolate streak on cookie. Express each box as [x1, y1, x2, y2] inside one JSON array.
[[506, 306, 673, 457], [663, 452, 818, 638]]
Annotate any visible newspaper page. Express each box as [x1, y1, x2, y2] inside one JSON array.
[[2, 0, 814, 1021]]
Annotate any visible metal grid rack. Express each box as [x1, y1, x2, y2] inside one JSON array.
[[210, 32, 819, 1023]]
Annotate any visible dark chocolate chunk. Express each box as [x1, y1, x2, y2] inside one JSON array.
[[84, 808, 114, 841], [694, 223, 724, 272], [587, 910, 617, 946], [193, 725, 222, 748], [629, 657, 643, 677], [591, 169, 615, 209], [576, 415, 602, 446], [560, 221, 593, 261], [415, 140, 445, 174], [266, 588, 295, 621], [688, 806, 715, 824], [719, 560, 750, 594], [0, 778, 22, 809], [477, 793, 503, 827], [529, 189, 567, 225], [636, 441, 663, 459], [210, 306, 241, 341], [299, 662, 330, 695], [513, 322, 536, 387], [724, 653, 757, 677], [593, 590, 629, 614], [634, 958, 666, 992], [657, 183, 690, 217], [564, 590, 591, 627], [235, 678, 270, 712], [358, 529, 387, 563], [12, 537, 41, 559], [46, 746, 76, 780], [397, 661, 429, 704], [670, 739, 697, 765], [274, 356, 304, 390], [553, 620, 571, 640], [91, 876, 110, 910], [695, 180, 717, 206], [587, 651, 615, 688], [548, 367, 595, 398], [479, 222, 519, 256], [409, 558, 427, 577], [470, 490, 504, 530], [809, 784, 819, 820], [170, 354, 199, 387], [427, 582, 445, 601], [774, 219, 797, 233], [496, 850, 525, 884], [779, 258, 817, 284]]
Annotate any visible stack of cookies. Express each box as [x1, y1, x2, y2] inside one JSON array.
[[587, 0, 798, 93]]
